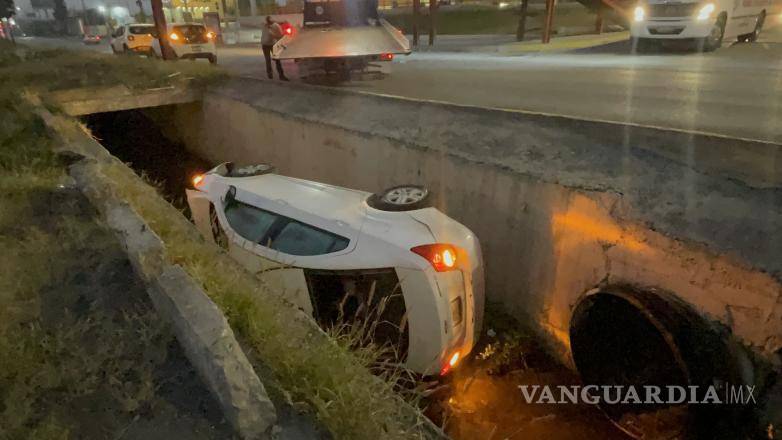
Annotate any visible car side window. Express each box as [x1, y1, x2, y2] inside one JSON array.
[[223, 201, 279, 244], [271, 221, 349, 256]]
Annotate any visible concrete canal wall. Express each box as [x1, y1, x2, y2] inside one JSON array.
[[154, 78, 782, 374]]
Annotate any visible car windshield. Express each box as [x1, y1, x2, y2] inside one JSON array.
[[129, 25, 153, 35]]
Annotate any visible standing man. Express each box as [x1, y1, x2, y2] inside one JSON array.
[[261, 16, 288, 81]]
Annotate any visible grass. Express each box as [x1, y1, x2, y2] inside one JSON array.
[[0, 38, 225, 95], [0, 93, 170, 440], [1, 41, 435, 439]]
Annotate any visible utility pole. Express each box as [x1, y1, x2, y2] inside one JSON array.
[[542, 0, 554, 43], [150, 0, 174, 58], [427, 0, 436, 46], [412, 0, 419, 46], [515, 0, 528, 41], [594, 5, 604, 34]]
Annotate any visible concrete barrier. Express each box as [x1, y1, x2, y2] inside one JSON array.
[[159, 78, 782, 368]]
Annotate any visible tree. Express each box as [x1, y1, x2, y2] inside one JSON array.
[[53, 0, 67, 33]]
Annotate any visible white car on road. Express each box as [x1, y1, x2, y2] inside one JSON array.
[[151, 23, 217, 64], [186, 163, 484, 376], [110, 23, 156, 55], [631, 0, 768, 51]]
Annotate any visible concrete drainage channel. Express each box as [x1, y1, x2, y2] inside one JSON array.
[[52, 77, 782, 439]]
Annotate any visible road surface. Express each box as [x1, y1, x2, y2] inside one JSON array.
[[217, 21, 782, 143], [24, 18, 782, 143]]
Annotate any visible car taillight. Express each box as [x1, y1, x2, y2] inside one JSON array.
[[206, 31, 215, 40], [192, 174, 205, 188], [285, 27, 292, 35], [380, 53, 393, 61], [411, 244, 458, 272], [440, 352, 460, 376], [128, 35, 135, 41], [169, 32, 179, 41]]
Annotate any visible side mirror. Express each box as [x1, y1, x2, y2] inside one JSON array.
[[223, 185, 236, 206]]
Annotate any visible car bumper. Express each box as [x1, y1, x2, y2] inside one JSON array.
[[172, 43, 216, 58], [396, 264, 480, 376], [631, 18, 714, 39], [130, 45, 152, 53]]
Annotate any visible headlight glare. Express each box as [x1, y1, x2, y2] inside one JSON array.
[[697, 3, 715, 21], [634, 5, 646, 22]]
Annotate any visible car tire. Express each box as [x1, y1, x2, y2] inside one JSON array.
[[367, 184, 431, 212], [209, 54, 217, 65], [703, 14, 726, 51]]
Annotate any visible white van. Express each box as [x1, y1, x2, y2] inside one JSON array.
[[151, 23, 217, 64], [630, 0, 769, 50]]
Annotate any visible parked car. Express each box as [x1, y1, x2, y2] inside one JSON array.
[[82, 34, 102, 45], [110, 23, 156, 55], [151, 23, 217, 64], [186, 163, 485, 376]]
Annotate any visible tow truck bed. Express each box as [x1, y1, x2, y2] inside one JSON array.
[[272, 19, 410, 60]]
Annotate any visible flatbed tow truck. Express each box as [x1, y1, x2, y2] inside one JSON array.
[[271, 0, 411, 79]]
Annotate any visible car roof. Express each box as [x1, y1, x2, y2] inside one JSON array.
[[225, 173, 371, 231]]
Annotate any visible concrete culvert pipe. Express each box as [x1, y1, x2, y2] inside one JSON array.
[[569, 287, 751, 439]]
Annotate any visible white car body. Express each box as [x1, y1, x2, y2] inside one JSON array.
[[110, 23, 155, 54], [151, 23, 217, 63], [186, 164, 484, 376], [630, 0, 768, 43]]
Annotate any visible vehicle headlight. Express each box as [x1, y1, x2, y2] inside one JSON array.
[[696, 3, 715, 21], [634, 6, 646, 22]]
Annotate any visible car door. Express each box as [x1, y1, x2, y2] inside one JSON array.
[[215, 189, 315, 315]]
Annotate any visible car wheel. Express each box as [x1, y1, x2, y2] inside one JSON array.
[[209, 204, 229, 250], [209, 54, 217, 65], [703, 14, 726, 51], [367, 184, 431, 211]]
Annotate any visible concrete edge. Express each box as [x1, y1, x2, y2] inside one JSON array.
[[69, 158, 278, 439], [33, 100, 278, 439]]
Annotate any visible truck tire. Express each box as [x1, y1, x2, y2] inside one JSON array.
[[367, 184, 431, 211]]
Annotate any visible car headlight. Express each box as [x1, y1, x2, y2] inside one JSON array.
[[634, 6, 646, 22], [697, 3, 715, 21]]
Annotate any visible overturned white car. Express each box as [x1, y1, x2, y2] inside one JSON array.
[[186, 163, 484, 376]]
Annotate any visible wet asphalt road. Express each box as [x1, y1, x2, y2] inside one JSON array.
[[215, 19, 782, 143], [26, 18, 782, 142]]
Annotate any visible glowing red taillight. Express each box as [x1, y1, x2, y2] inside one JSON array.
[[411, 244, 458, 272], [380, 53, 393, 61], [440, 352, 460, 376]]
